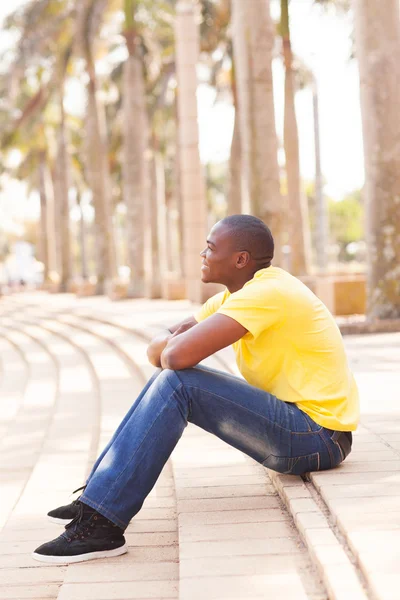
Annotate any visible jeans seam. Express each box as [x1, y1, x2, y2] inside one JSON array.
[[176, 381, 295, 434], [80, 495, 128, 529], [319, 429, 335, 466], [88, 381, 186, 519]]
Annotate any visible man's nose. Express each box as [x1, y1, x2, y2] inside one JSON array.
[[200, 248, 206, 257]]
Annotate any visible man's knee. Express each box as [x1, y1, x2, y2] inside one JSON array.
[[156, 368, 191, 418]]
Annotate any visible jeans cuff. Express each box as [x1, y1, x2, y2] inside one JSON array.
[[80, 493, 128, 530]]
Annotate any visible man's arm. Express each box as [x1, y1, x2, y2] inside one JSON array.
[[147, 316, 197, 367], [161, 313, 247, 370]]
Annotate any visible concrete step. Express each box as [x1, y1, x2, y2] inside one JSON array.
[[3, 292, 394, 599]]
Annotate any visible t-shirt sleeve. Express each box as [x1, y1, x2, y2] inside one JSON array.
[[194, 290, 228, 323], [216, 284, 283, 339]]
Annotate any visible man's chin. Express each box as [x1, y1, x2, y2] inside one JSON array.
[[200, 271, 213, 284]]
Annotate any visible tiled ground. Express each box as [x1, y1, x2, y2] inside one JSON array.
[[0, 292, 399, 599]]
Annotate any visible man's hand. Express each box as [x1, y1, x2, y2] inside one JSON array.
[[161, 313, 247, 370], [170, 321, 196, 338], [146, 316, 197, 367]]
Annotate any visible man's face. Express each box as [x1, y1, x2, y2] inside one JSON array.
[[199, 223, 237, 284]]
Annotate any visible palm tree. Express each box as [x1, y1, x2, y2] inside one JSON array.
[[175, 0, 208, 302], [1, 0, 75, 290], [53, 50, 73, 292], [279, 0, 311, 275], [227, 65, 242, 216], [231, 0, 283, 264], [353, 0, 400, 318], [75, 0, 118, 295], [121, 0, 150, 298]]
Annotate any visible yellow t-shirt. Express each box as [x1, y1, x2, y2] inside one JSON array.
[[195, 267, 359, 431]]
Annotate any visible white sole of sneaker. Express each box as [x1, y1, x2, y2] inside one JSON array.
[[31, 543, 128, 564], [47, 516, 73, 525]]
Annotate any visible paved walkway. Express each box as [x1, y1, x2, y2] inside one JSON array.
[[0, 292, 399, 600]]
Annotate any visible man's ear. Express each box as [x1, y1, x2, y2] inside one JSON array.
[[236, 251, 250, 269]]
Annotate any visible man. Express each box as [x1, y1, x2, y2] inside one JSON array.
[[33, 215, 358, 564]]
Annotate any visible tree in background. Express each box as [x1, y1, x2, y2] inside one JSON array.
[[75, 0, 118, 295], [279, 0, 311, 275], [353, 0, 400, 318], [231, 0, 283, 264], [122, 0, 149, 298]]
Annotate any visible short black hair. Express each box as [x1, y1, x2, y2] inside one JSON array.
[[219, 214, 274, 268]]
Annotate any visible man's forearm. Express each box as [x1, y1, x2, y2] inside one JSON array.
[[147, 317, 197, 368]]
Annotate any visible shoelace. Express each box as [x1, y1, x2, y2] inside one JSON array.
[[64, 502, 97, 542], [71, 485, 86, 505]]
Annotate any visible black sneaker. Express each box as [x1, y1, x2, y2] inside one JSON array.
[[47, 485, 86, 524], [33, 502, 127, 564]]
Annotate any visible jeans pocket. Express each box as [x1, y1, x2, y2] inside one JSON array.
[[330, 431, 352, 465], [263, 452, 320, 476]]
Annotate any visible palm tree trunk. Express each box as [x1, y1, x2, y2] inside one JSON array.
[[155, 150, 168, 276], [144, 153, 161, 298], [173, 89, 184, 276], [227, 65, 242, 215], [313, 80, 328, 272], [281, 0, 311, 275], [231, 0, 283, 264], [354, 0, 400, 318], [38, 150, 49, 283], [122, 1, 149, 297], [227, 109, 242, 215], [85, 67, 117, 294], [56, 86, 71, 292], [175, 1, 208, 302], [76, 190, 88, 280]]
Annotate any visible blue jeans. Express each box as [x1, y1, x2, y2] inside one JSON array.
[[80, 366, 351, 529]]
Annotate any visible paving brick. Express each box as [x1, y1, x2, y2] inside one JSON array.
[[141, 496, 175, 509], [0, 584, 61, 599], [176, 483, 274, 499], [174, 465, 261, 479], [319, 483, 400, 499], [135, 507, 177, 521], [308, 543, 349, 567], [178, 508, 289, 526], [177, 495, 281, 513], [295, 511, 329, 531], [281, 485, 310, 499], [64, 561, 178, 583], [303, 527, 338, 547], [367, 573, 400, 600], [175, 473, 266, 488], [179, 572, 310, 600], [323, 563, 368, 600], [179, 520, 295, 543], [325, 495, 400, 516], [312, 471, 400, 485], [335, 460, 400, 472], [57, 581, 178, 600], [345, 451, 398, 462], [0, 528, 61, 543], [0, 540, 38, 555], [180, 554, 308, 578], [337, 511, 400, 532], [130, 519, 177, 533], [286, 498, 319, 515], [269, 473, 301, 488], [0, 566, 66, 585], [125, 531, 178, 547], [180, 537, 301, 559], [118, 545, 179, 563]]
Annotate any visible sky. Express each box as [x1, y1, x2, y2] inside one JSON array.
[[0, 0, 365, 232]]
